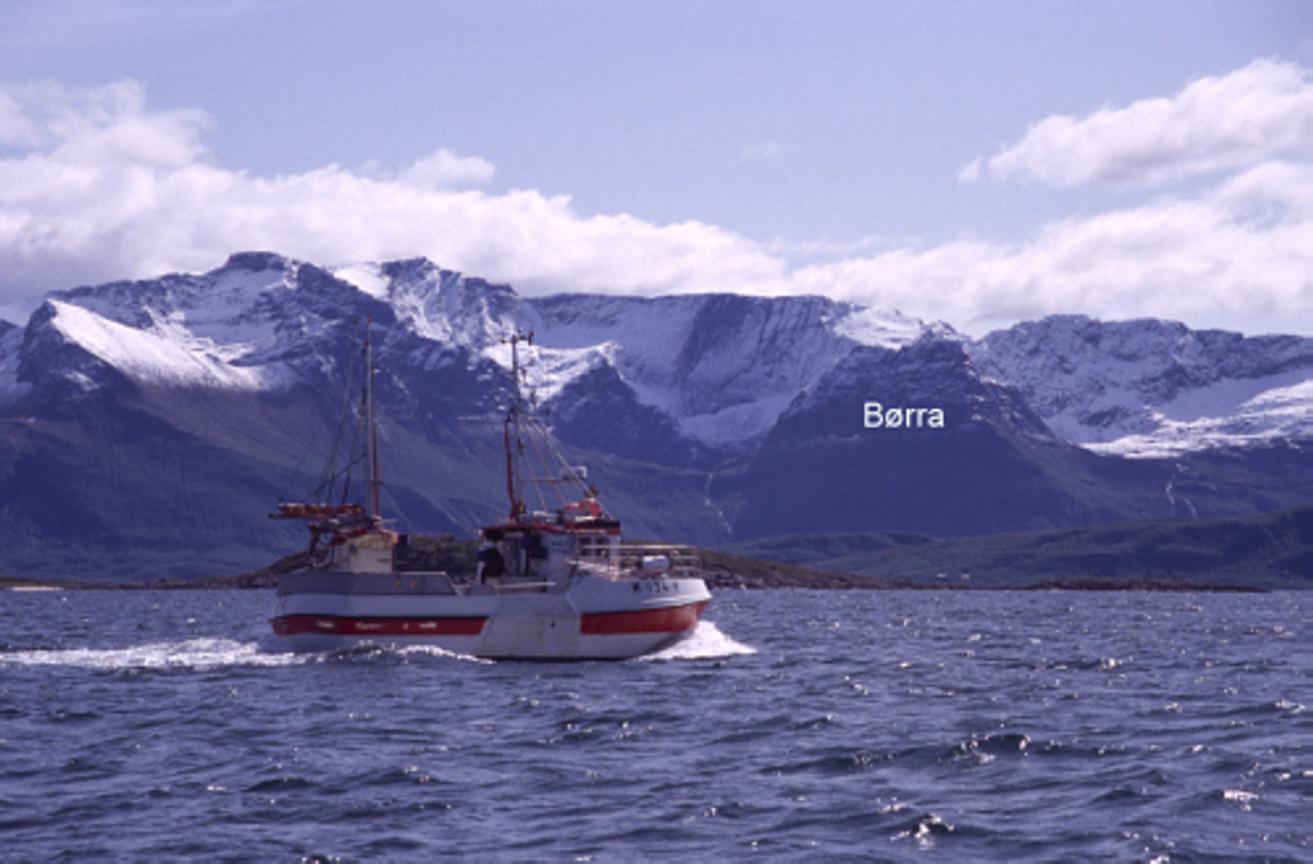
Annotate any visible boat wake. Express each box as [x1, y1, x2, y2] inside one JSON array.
[[0, 632, 750, 670], [639, 620, 756, 662], [392, 644, 494, 664], [0, 638, 307, 671], [319, 642, 494, 665]]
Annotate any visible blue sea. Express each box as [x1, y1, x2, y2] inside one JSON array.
[[1, 589, 1309, 862]]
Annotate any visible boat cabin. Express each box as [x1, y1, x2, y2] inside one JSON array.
[[325, 526, 397, 573], [477, 499, 621, 585]]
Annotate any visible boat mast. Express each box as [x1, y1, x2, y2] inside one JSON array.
[[364, 324, 382, 520], [504, 331, 531, 520]]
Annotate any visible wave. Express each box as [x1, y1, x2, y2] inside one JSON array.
[[1, 625, 753, 671], [639, 620, 757, 662], [0, 638, 306, 671], [343, 643, 493, 665]]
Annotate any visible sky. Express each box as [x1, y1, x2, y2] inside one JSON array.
[[0, 0, 1310, 335]]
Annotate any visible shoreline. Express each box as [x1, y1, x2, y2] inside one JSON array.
[[0, 575, 1268, 593]]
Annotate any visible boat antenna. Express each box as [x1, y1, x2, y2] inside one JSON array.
[[503, 330, 533, 520], [364, 321, 382, 520]]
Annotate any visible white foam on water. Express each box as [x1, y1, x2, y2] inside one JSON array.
[[0, 638, 307, 670], [3, 627, 753, 669], [388, 644, 494, 665], [639, 620, 757, 662]]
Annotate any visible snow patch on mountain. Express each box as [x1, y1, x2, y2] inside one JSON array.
[[375, 260, 519, 349], [678, 392, 800, 445], [162, 271, 299, 364], [1155, 368, 1313, 423], [331, 262, 390, 300], [54, 254, 314, 369], [970, 315, 1313, 453], [834, 306, 948, 348], [484, 340, 616, 403], [1090, 379, 1313, 458], [45, 300, 275, 390], [526, 295, 703, 376]]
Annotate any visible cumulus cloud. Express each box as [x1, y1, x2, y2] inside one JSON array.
[[0, 80, 208, 157], [0, 73, 1310, 337], [0, 78, 788, 320], [966, 58, 1313, 187], [797, 159, 1313, 334], [398, 149, 495, 188]]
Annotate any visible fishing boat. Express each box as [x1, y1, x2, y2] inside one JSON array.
[[269, 329, 711, 659]]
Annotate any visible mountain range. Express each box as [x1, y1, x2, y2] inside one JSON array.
[[1, 252, 1310, 581]]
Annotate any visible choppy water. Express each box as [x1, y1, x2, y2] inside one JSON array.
[[1, 589, 1310, 862]]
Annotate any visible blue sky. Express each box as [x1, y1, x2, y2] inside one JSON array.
[[0, 0, 1310, 334]]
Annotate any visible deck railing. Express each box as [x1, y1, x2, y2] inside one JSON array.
[[576, 544, 701, 579]]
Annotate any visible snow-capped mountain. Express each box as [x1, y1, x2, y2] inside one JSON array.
[[19, 257, 1309, 461], [2, 252, 1311, 580], [527, 293, 936, 445], [6, 251, 947, 448], [969, 315, 1313, 457]]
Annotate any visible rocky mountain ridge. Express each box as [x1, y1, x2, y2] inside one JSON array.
[[1, 252, 1310, 580]]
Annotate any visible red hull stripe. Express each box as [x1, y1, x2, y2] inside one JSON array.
[[272, 614, 487, 637], [580, 601, 708, 635]]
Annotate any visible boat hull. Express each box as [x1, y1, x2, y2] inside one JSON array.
[[270, 572, 710, 660]]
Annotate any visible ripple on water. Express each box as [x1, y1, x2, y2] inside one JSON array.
[[0, 589, 1307, 862]]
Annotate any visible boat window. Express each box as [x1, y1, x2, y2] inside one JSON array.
[[499, 539, 521, 577], [577, 536, 609, 559], [526, 532, 549, 560]]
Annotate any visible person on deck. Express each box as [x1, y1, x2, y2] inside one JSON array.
[[477, 543, 506, 584]]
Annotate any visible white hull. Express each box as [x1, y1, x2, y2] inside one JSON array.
[[271, 571, 711, 660]]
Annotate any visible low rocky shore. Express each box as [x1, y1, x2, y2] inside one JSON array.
[[1, 539, 1266, 593]]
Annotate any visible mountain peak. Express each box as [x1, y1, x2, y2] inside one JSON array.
[[379, 256, 441, 281], [834, 305, 948, 348], [222, 251, 294, 273]]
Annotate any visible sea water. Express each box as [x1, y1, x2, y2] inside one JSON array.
[[1, 589, 1309, 862]]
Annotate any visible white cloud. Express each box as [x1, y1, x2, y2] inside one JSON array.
[[0, 74, 1309, 338], [796, 159, 1313, 335], [0, 79, 788, 315], [968, 58, 1313, 187], [398, 149, 495, 188], [764, 232, 906, 262]]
